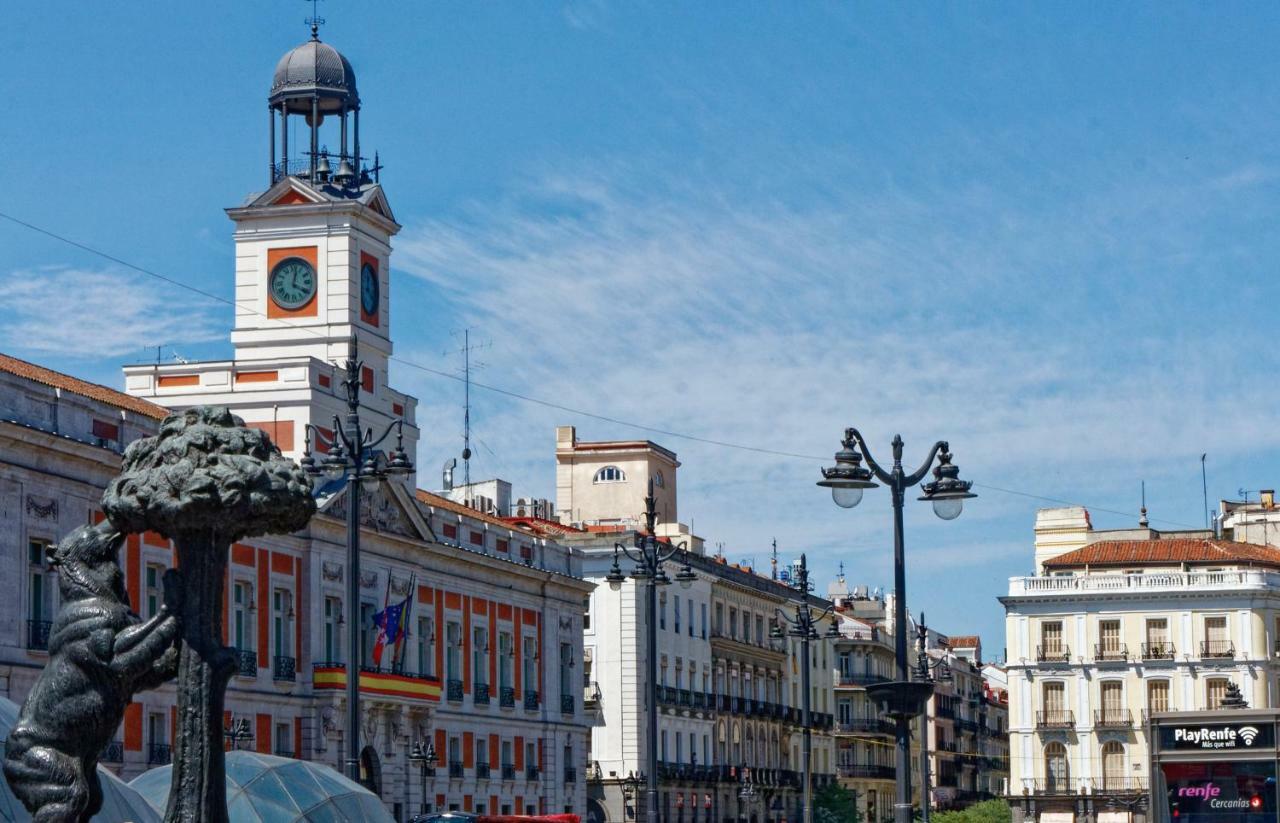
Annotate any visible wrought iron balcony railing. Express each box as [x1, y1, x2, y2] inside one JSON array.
[[1093, 643, 1128, 662], [1035, 645, 1070, 663], [1035, 711, 1075, 729], [474, 683, 491, 705], [561, 693, 574, 714], [524, 690, 540, 711], [100, 740, 124, 763], [1140, 642, 1175, 660], [1201, 640, 1235, 659], [500, 686, 516, 708], [447, 679, 464, 702], [148, 743, 172, 765], [272, 655, 295, 682], [449, 761, 464, 779], [476, 762, 491, 779], [26, 619, 51, 652], [1093, 709, 1133, 728], [501, 764, 517, 780], [564, 767, 577, 783], [526, 766, 540, 781], [236, 648, 258, 678], [838, 764, 895, 780], [584, 681, 602, 707]]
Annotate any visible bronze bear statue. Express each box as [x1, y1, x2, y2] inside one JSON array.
[[3, 521, 181, 822]]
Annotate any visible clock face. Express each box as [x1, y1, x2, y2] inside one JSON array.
[[360, 262, 380, 316], [269, 257, 316, 310]]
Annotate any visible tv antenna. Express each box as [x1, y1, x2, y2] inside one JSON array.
[[446, 329, 490, 491], [770, 538, 778, 580]]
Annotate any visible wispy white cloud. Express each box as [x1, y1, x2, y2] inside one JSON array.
[[0, 266, 222, 358]]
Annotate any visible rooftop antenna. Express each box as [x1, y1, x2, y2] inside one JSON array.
[[1200, 453, 1209, 530], [838, 560, 845, 582], [1139, 481, 1149, 528], [447, 329, 490, 492], [305, 0, 325, 40], [770, 538, 778, 580]]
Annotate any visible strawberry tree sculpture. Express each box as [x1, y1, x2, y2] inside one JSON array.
[[102, 406, 314, 823]]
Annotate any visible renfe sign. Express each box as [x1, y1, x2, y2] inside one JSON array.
[[1159, 722, 1275, 751]]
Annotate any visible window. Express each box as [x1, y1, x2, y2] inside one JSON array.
[[1147, 680, 1170, 714], [275, 722, 292, 756], [1101, 742, 1125, 790], [1098, 619, 1121, 657], [1044, 743, 1069, 792], [583, 596, 591, 631], [755, 616, 764, 646], [501, 739, 513, 768], [470, 530, 484, 547], [234, 582, 254, 653], [27, 539, 53, 629], [417, 616, 434, 676], [1206, 677, 1230, 709], [273, 589, 292, 657], [1145, 618, 1170, 657], [560, 642, 573, 699], [653, 470, 664, 487], [674, 595, 681, 633], [699, 602, 706, 638], [660, 594, 667, 631], [714, 603, 723, 635], [323, 596, 341, 661], [1204, 616, 1231, 657], [1042, 682, 1066, 721], [1100, 681, 1123, 723], [687, 600, 694, 637], [522, 636, 537, 694], [742, 612, 751, 644], [496, 538, 509, 554], [729, 608, 738, 639], [477, 737, 489, 768], [593, 466, 625, 483], [446, 622, 462, 681], [499, 632, 513, 689], [1040, 621, 1064, 658], [361, 602, 377, 667], [145, 564, 164, 618], [473, 627, 489, 687]]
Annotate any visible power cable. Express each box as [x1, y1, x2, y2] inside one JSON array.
[[0, 209, 1206, 530]]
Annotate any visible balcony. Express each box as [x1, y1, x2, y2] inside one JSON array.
[[524, 689, 540, 711], [1201, 640, 1235, 659], [475, 683, 491, 705], [236, 648, 257, 678], [838, 764, 895, 780], [26, 619, 51, 652], [584, 681, 602, 708], [1093, 643, 1128, 663], [274, 746, 294, 758], [1096, 777, 1147, 794], [272, 655, 295, 682], [1093, 709, 1133, 729], [838, 672, 890, 687], [1140, 642, 1175, 661], [500, 686, 516, 708], [449, 761, 464, 779], [1035, 645, 1070, 664], [100, 740, 124, 763], [1009, 569, 1280, 598], [447, 679, 464, 702], [526, 766, 540, 781], [476, 762, 491, 779], [561, 693, 574, 714], [1035, 711, 1075, 730], [501, 764, 517, 780], [148, 743, 172, 766], [837, 718, 895, 736], [564, 767, 577, 783], [1022, 779, 1076, 796]]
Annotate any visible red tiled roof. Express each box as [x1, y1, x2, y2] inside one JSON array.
[[1044, 538, 1280, 569], [0, 352, 168, 420], [415, 489, 527, 534], [502, 515, 584, 538], [948, 635, 981, 649]]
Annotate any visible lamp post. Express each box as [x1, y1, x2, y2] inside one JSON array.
[[770, 553, 841, 823], [914, 612, 952, 823], [606, 480, 697, 823], [817, 428, 974, 823], [408, 739, 438, 815], [222, 717, 253, 752], [622, 771, 643, 820], [301, 335, 414, 784]]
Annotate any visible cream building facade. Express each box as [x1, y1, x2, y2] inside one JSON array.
[[1003, 506, 1280, 823]]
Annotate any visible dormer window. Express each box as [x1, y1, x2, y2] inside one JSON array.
[[593, 466, 625, 483]]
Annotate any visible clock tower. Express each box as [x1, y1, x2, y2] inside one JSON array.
[[123, 31, 418, 475]]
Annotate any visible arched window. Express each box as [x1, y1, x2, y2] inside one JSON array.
[[1044, 742, 1069, 793], [593, 465, 625, 483], [1101, 742, 1125, 790]]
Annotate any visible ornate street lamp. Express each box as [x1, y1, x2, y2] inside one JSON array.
[[817, 428, 974, 823], [408, 739, 438, 815], [605, 480, 696, 823], [770, 554, 841, 823], [222, 717, 253, 752], [622, 771, 643, 820], [301, 335, 413, 783], [915, 612, 953, 823]]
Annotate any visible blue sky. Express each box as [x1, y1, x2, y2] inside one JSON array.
[[5, 2, 1280, 653]]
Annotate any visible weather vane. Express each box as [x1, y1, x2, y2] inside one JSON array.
[[306, 0, 325, 39]]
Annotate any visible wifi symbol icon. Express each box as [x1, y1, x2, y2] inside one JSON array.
[[1238, 726, 1260, 745]]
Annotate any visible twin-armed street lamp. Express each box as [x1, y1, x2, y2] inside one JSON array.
[[817, 428, 974, 823], [914, 613, 952, 823], [408, 739, 439, 815], [605, 480, 697, 823], [770, 554, 841, 823], [301, 335, 414, 784]]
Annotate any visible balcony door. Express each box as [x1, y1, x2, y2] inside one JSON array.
[[1101, 742, 1125, 790], [1100, 681, 1123, 723], [1042, 682, 1066, 723], [1044, 742, 1069, 793]]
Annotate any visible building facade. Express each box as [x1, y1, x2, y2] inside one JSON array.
[[2, 29, 596, 822], [557, 430, 837, 823], [1003, 506, 1280, 823]]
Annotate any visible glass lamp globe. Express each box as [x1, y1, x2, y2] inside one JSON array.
[[931, 497, 964, 521], [831, 485, 864, 509]]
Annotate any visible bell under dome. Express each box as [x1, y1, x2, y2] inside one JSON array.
[[270, 37, 359, 114]]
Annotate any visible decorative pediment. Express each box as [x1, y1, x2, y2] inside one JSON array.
[[248, 177, 327, 208], [319, 482, 433, 542]]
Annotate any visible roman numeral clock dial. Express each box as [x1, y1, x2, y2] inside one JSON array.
[[269, 257, 316, 309]]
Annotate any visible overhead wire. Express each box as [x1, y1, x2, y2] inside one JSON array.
[[0, 209, 1205, 530]]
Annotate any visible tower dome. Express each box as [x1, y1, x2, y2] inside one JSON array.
[[269, 37, 359, 114]]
